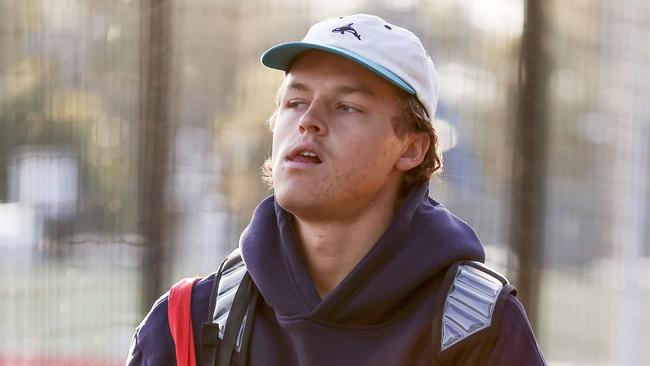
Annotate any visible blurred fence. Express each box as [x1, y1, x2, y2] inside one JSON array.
[[0, 0, 648, 365]]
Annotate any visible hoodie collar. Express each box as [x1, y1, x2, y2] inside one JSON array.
[[240, 183, 485, 324]]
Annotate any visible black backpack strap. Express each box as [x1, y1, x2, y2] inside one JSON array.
[[199, 254, 230, 366], [216, 271, 258, 365], [432, 260, 516, 362], [199, 248, 257, 366]]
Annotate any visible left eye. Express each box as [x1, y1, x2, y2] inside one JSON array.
[[339, 105, 360, 113]]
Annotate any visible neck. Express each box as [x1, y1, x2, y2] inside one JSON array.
[[293, 191, 403, 299]]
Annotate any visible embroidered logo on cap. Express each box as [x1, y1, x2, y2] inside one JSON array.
[[332, 23, 361, 40]]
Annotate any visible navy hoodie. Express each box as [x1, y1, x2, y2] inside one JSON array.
[[127, 184, 546, 365]]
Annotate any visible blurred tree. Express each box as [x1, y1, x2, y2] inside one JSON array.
[[510, 0, 550, 326], [138, 0, 174, 314]]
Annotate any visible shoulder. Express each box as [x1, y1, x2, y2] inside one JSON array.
[[126, 274, 216, 365], [126, 291, 175, 365], [496, 295, 546, 350], [445, 261, 545, 364], [433, 262, 546, 365], [435, 261, 512, 353], [191, 274, 217, 319], [488, 295, 547, 365]]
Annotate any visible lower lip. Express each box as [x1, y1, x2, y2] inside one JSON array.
[[283, 159, 322, 169]]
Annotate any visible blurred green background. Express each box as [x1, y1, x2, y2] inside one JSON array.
[[1, 0, 648, 365]]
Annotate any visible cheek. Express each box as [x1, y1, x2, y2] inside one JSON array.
[[358, 129, 401, 159], [270, 119, 291, 164], [270, 134, 281, 161], [344, 136, 399, 177]]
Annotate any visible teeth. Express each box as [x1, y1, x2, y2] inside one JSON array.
[[301, 151, 317, 157]]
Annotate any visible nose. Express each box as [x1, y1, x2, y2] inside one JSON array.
[[298, 103, 328, 135]]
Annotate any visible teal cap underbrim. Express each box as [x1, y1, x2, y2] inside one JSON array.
[[260, 42, 416, 95]]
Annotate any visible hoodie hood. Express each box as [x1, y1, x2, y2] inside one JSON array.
[[240, 183, 484, 326]]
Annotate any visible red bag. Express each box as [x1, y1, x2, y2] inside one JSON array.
[[168, 277, 201, 366]]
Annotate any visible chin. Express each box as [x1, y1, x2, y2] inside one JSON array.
[[274, 189, 293, 211], [275, 186, 311, 209], [274, 185, 330, 218]]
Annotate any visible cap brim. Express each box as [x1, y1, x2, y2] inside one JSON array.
[[261, 42, 415, 95]]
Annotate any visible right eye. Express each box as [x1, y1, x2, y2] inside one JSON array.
[[286, 99, 308, 109]]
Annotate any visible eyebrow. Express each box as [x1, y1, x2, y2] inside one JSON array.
[[286, 82, 377, 99]]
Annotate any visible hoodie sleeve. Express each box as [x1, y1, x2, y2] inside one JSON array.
[[125, 275, 215, 366], [124, 294, 177, 366], [125, 331, 145, 366], [487, 295, 547, 366]]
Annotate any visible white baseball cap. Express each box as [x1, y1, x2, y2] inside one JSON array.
[[261, 14, 439, 120]]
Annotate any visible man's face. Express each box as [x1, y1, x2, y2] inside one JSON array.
[[271, 50, 410, 222]]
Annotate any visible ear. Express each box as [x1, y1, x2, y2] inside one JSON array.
[[395, 132, 430, 172]]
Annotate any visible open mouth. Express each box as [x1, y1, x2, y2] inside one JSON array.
[[288, 150, 322, 164]]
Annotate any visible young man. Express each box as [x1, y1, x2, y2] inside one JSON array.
[[127, 14, 546, 365]]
